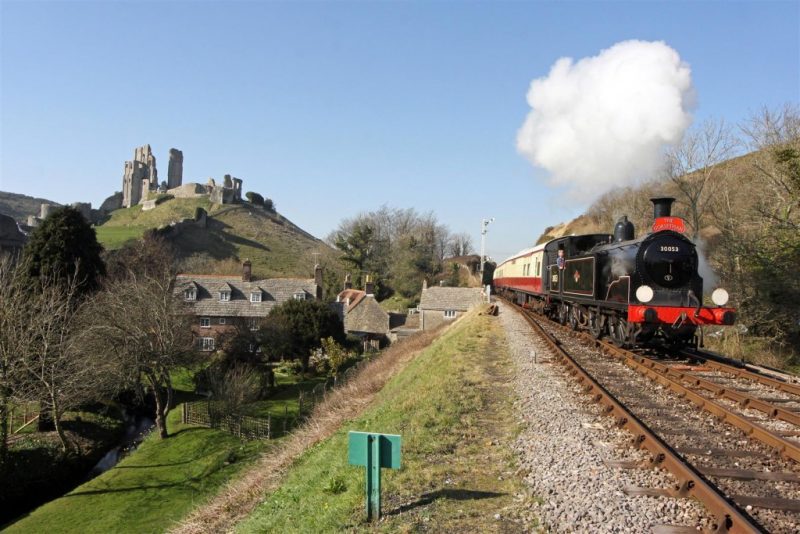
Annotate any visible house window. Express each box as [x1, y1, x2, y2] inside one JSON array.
[[293, 292, 307, 301], [444, 310, 457, 319], [250, 292, 262, 303], [219, 290, 230, 302], [199, 337, 215, 351], [219, 317, 226, 325], [184, 288, 196, 301], [248, 318, 259, 331], [200, 317, 211, 328]]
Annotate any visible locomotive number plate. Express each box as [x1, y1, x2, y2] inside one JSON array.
[[660, 246, 680, 252]]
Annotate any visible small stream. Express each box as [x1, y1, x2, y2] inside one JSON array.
[[85, 411, 154, 480]]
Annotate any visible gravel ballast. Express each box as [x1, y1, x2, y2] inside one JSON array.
[[498, 302, 713, 532]]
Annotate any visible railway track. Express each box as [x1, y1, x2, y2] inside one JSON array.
[[506, 299, 800, 533]]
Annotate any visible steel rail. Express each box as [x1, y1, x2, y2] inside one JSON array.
[[511, 305, 761, 534], [682, 352, 800, 397], [591, 338, 800, 463], [632, 355, 800, 427]]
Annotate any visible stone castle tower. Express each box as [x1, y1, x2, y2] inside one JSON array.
[[168, 148, 183, 189], [122, 145, 183, 208], [122, 144, 158, 208]]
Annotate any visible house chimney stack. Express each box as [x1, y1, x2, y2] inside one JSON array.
[[314, 264, 323, 300], [422, 279, 428, 291], [344, 273, 352, 290], [314, 264, 323, 286], [364, 275, 375, 296], [242, 260, 252, 282]]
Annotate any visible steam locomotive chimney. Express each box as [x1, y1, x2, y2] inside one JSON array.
[[650, 197, 675, 219]]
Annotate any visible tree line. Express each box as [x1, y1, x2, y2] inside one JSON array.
[[326, 206, 474, 300], [0, 210, 346, 464]]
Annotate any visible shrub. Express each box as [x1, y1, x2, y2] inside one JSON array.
[[245, 192, 264, 205]]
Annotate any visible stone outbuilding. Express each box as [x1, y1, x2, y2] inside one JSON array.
[[418, 282, 485, 330], [334, 276, 390, 351]]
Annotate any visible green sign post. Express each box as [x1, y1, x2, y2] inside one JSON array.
[[348, 431, 401, 521]]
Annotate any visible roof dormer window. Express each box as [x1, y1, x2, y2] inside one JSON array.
[[219, 290, 230, 302], [250, 292, 262, 303], [184, 288, 197, 301], [293, 292, 307, 301]]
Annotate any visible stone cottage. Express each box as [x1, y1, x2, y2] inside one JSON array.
[[174, 261, 322, 352], [333, 275, 390, 351], [418, 281, 485, 330]]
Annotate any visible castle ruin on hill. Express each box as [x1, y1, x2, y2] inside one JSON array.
[[121, 144, 242, 210]]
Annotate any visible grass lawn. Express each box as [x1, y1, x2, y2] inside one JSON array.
[[94, 225, 148, 250], [239, 367, 330, 435], [5, 408, 268, 534], [236, 309, 531, 532]]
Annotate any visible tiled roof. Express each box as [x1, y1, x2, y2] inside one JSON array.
[[335, 288, 389, 335], [343, 295, 389, 335], [337, 288, 367, 312], [175, 274, 317, 317], [419, 286, 484, 311]]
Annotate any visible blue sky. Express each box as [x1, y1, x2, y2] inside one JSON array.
[[1, 0, 798, 261]]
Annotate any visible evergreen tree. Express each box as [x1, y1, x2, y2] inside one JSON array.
[[261, 299, 345, 371], [24, 206, 105, 294]]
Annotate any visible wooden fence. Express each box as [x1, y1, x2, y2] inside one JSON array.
[[182, 356, 373, 441], [182, 401, 272, 440]]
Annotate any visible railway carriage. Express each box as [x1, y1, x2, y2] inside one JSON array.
[[494, 197, 736, 348]]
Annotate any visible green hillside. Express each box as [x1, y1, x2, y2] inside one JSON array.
[[96, 197, 342, 280]]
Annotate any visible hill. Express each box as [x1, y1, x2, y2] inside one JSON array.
[[0, 191, 60, 222], [95, 197, 343, 281]]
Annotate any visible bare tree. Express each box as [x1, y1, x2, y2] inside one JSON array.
[[0, 257, 29, 464], [208, 365, 261, 416], [7, 266, 114, 454], [80, 268, 196, 439], [447, 232, 474, 257], [662, 119, 740, 237]]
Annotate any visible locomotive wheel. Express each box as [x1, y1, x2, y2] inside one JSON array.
[[588, 311, 605, 339], [610, 316, 630, 347], [558, 303, 569, 325], [568, 307, 579, 330]]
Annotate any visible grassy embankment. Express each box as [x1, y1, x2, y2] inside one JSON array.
[[4, 365, 328, 533], [232, 308, 529, 532]]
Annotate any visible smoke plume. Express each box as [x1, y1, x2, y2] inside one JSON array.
[[517, 40, 694, 200]]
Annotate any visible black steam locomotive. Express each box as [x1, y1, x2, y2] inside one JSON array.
[[493, 197, 735, 347]]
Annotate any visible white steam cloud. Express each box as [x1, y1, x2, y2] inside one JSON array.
[[517, 40, 694, 199]]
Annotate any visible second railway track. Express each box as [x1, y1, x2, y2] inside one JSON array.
[[506, 298, 800, 533]]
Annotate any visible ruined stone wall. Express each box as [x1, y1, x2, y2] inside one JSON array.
[[122, 145, 158, 208]]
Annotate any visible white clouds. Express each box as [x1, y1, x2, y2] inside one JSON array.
[[516, 40, 694, 200]]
